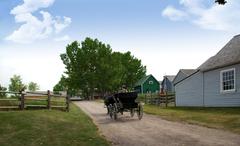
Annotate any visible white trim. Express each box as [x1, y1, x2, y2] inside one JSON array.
[[220, 68, 236, 93]]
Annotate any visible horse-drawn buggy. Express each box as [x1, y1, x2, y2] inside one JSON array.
[[104, 92, 143, 120]]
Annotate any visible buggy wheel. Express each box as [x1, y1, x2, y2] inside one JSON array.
[[110, 112, 113, 119], [113, 104, 118, 120], [137, 104, 143, 120], [130, 109, 135, 117], [113, 103, 119, 120], [108, 105, 113, 119], [107, 106, 110, 115], [113, 112, 117, 120]]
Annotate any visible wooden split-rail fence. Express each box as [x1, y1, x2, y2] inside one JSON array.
[[0, 90, 70, 111], [144, 93, 176, 107]]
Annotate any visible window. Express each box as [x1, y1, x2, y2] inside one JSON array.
[[220, 68, 235, 92], [149, 81, 153, 84]]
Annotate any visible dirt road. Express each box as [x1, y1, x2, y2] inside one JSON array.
[[74, 101, 240, 146]]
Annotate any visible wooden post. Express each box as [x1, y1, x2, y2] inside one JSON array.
[[165, 92, 168, 107], [18, 92, 21, 110], [20, 91, 25, 110], [158, 95, 160, 106], [47, 90, 51, 109], [174, 95, 176, 107], [145, 94, 147, 104], [66, 95, 70, 112]]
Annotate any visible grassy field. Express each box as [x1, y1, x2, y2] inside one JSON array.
[[0, 104, 109, 146], [144, 104, 240, 134]]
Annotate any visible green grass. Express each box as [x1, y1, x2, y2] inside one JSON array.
[[0, 104, 109, 146], [144, 105, 240, 134]]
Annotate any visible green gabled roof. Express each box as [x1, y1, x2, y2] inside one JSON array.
[[134, 74, 152, 87]]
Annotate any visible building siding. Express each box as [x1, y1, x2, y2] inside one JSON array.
[[142, 76, 159, 93], [173, 71, 187, 85], [175, 71, 204, 106], [204, 63, 240, 107], [162, 78, 175, 93]]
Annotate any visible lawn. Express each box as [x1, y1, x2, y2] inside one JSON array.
[[0, 104, 109, 146], [144, 104, 240, 134]]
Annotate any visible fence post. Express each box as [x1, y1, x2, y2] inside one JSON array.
[[66, 95, 70, 112], [47, 90, 51, 109], [18, 93, 21, 109], [18, 93, 20, 109], [174, 94, 176, 107], [144, 94, 147, 104], [20, 91, 25, 110], [165, 92, 168, 107], [158, 94, 160, 106]]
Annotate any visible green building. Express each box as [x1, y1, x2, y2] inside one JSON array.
[[134, 74, 160, 94]]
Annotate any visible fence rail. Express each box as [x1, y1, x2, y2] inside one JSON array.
[[144, 93, 176, 107], [0, 91, 21, 94], [0, 90, 70, 111]]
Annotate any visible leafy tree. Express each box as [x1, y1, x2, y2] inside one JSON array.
[[28, 82, 40, 91], [53, 75, 68, 92], [119, 51, 146, 90], [215, 0, 227, 5], [8, 75, 26, 92], [60, 38, 146, 98], [0, 84, 7, 98]]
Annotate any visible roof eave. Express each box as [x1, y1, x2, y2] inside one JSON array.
[[200, 61, 240, 72], [174, 70, 200, 86]]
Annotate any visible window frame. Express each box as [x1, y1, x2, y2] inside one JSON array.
[[149, 81, 153, 85], [220, 68, 236, 93]]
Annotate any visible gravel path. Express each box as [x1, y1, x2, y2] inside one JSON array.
[[74, 101, 240, 146]]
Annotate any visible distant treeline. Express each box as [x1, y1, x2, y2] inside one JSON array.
[[0, 75, 39, 98]]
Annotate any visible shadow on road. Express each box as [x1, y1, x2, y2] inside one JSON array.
[[91, 112, 142, 124]]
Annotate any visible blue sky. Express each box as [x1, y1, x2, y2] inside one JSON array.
[[0, 0, 239, 90]]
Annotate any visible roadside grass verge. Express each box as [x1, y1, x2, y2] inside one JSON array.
[[0, 104, 109, 146], [144, 105, 240, 134]]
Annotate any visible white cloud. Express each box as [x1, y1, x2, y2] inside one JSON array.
[[6, 11, 54, 43], [6, 0, 71, 44], [54, 35, 70, 42], [162, 6, 188, 21], [194, 1, 240, 31], [11, 0, 55, 14], [162, 0, 240, 32], [54, 16, 72, 34], [180, 0, 206, 9]]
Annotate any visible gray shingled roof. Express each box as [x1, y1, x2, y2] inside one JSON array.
[[172, 69, 196, 85], [180, 69, 196, 76], [165, 75, 176, 82], [198, 35, 240, 71], [173, 69, 196, 84]]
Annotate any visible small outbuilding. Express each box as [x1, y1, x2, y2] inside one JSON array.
[[134, 74, 160, 94], [175, 35, 240, 107], [161, 75, 175, 93]]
